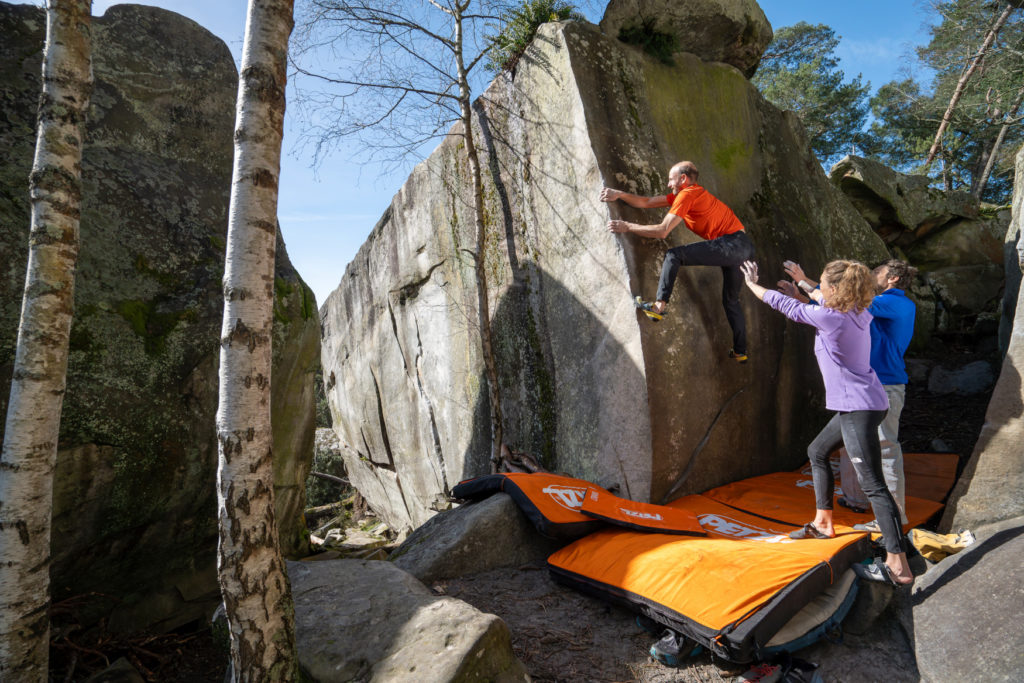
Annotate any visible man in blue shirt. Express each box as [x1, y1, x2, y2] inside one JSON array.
[[782, 259, 918, 527]]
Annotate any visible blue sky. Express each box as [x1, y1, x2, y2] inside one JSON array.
[[16, 1, 936, 306]]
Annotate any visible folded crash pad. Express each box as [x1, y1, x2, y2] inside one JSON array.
[[452, 472, 707, 538], [451, 472, 607, 539], [580, 487, 705, 536], [547, 495, 869, 663]]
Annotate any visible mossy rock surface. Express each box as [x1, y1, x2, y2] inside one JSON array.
[[0, 1, 318, 632]]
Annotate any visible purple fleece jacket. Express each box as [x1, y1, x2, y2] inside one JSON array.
[[763, 290, 888, 412]]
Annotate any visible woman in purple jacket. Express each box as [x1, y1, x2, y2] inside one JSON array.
[[740, 259, 913, 585]]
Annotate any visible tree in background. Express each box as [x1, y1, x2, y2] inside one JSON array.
[[292, 0, 576, 473], [0, 1, 92, 679], [866, 0, 1024, 202], [215, 0, 299, 679], [751, 22, 870, 167]]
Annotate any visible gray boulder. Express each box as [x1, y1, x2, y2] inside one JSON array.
[[288, 559, 530, 682], [927, 360, 996, 396], [905, 212, 1008, 270], [923, 263, 1005, 314], [939, 142, 1024, 532], [830, 155, 979, 246], [391, 493, 562, 584], [903, 516, 1024, 682], [321, 20, 887, 532], [940, 277, 1024, 531], [599, 0, 772, 78], [830, 155, 1010, 338], [0, 2, 318, 632], [1000, 143, 1024, 355], [83, 657, 146, 683]]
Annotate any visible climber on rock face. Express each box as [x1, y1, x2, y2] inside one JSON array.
[[600, 160, 756, 363]]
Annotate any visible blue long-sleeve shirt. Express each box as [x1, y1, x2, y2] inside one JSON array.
[[763, 290, 888, 412], [868, 288, 915, 385]]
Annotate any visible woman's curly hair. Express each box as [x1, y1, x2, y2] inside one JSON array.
[[822, 260, 875, 313]]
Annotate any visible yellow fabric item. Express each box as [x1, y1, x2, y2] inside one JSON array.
[[909, 528, 975, 562]]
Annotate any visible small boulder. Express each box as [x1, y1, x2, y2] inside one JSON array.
[[391, 493, 562, 584], [901, 516, 1024, 682], [905, 214, 1008, 270], [288, 560, 530, 682], [927, 361, 995, 396], [925, 263, 1005, 315], [599, 0, 772, 77], [905, 358, 932, 384]]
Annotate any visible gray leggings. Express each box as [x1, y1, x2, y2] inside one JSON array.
[[807, 410, 908, 555]]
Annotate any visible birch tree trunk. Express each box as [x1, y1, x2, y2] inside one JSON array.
[[453, 0, 505, 472], [216, 1, 297, 680], [0, 1, 92, 680], [925, 3, 1013, 167]]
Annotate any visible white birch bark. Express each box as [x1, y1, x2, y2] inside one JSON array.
[[216, 1, 298, 681], [0, 1, 93, 680]]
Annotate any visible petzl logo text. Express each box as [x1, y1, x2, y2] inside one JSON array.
[[698, 514, 794, 544], [620, 508, 663, 521], [542, 485, 586, 511]]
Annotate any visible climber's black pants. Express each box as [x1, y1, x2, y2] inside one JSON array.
[[656, 230, 756, 354]]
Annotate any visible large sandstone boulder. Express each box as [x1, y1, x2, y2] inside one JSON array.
[[288, 560, 530, 682], [903, 516, 1024, 682], [999, 144, 1024, 355], [830, 155, 979, 245], [940, 253, 1024, 531], [391, 493, 562, 584], [830, 155, 1010, 340], [321, 20, 887, 532], [0, 2, 319, 632], [939, 142, 1024, 532], [599, 0, 772, 78]]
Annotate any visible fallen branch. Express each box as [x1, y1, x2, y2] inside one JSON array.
[[310, 471, 348, 486]]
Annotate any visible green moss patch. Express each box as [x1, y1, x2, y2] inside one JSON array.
[[115, 298, 193, 356]]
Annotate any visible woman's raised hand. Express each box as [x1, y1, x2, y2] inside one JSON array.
[[741, 260, 759, 285]]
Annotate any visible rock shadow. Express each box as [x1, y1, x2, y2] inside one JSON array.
[[459, 262, 648, 498]]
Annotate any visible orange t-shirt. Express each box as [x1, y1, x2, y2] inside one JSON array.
[[667, 185, 745, 241]]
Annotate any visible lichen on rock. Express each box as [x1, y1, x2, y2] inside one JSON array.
[[0, 1, 319, 633]]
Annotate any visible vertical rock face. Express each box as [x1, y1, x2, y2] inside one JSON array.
[[941, 145, 1024, 532], [321, 20, 887, 532], [0, 2, 318, 632], [999, 144, 1024, 354]]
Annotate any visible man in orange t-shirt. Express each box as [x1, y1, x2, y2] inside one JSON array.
[[600, 160, 756, 361]]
